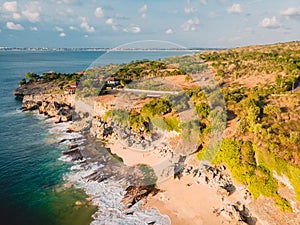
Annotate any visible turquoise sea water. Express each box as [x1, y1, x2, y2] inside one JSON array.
[[0, 50, 189, 225]]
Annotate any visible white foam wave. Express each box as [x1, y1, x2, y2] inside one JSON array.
[[58, 155, 73, 162], [65, 162, 171, 225], [38, 115, 171, 225]]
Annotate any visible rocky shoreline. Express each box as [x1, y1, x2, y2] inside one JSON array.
[[15, 86, 262, 224], [15, 88, 175, 224]]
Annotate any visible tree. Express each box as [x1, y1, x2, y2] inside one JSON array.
[[25, 72, 40, 82], [196, 102, 210, 119], [19, 78, 26, 86], [263, 105, 280, 118]]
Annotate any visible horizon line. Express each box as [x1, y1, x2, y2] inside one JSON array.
[[0, 47, 226, 52]]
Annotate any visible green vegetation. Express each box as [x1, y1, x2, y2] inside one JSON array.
[[141, 99, 172, 117], [200, 41, 300, 93], [25, 72, 41, 82], [18, 41, 300, 212], [196, 102, 210, 119], [19, 78, 26, 86], [212, 138, 292, 212], [165, 54, 208, 73], [196, 41, 300, 211], [114, 59, 186, 83], [110, 109, 129, 126], [151, 116, 181, 132], [19, 71, 83, 94], [25, 71, 82, 84], [106, 98, 181, 133]]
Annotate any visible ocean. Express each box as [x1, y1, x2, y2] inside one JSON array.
[[0, 50, 189, 225]]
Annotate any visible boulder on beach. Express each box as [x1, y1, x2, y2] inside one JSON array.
[[55, 106, 72, 123], [121, 185, 159, 209], [45, 101, 61, 117], [22, 100, 38, 110]]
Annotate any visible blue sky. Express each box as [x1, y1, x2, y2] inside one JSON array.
[[0, 0, 299, 48]]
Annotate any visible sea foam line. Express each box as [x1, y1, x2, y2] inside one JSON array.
[[64, 161, 171, 225], [39, 114, 171, 225]]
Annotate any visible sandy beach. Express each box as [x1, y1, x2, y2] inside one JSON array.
[[108, 141, 168, 166], [108, 139, 256, 225], [146, 175, 225, 225]]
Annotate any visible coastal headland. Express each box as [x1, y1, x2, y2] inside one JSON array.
[[15, 41, 300, 225]]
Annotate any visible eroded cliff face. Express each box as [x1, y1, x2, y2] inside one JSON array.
[[22, 94, 75, 107], [20, 94, 75, 123]]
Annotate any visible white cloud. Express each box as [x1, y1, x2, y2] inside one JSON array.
[[123, 26, 141, 33], [80, 17, 95, 32], [62, 0, 76, 3], [94, 7, 104, 18], [184, 7, 197, 14], [105, 18, 118, 31], [181, 17, 200, 31], [6, 21, 24, 30], [30, 26, 38, 31], [138, 4, 147, 14], [2, 1, 18, 12], [138, 4, 147, 19], [59, 32, 66, 37], [22, 2, 41, 23], [199, 0, 207, 5], [280, 7, 300, 20], [54, 26, 64, 32], [227, 3, 242, 14], [260, 16, 280, 29], [106, 18, 114, 25], [69, 26, 78, 30], [13, 12, 21, 20], [165, 28, 174, 34], [131, 26, 141, 33]]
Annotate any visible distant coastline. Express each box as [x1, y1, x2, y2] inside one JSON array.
[[0, 47, 224, 52]]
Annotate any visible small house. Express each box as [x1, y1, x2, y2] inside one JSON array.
[[64, 81, 77, 94], [70, 81, 77, 89], [105, 77, 119, 86]]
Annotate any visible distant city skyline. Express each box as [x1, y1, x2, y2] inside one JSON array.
[[0, 0, 299, 48]]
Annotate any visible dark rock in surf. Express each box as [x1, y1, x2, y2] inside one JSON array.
[[121, 185, 159, 209]]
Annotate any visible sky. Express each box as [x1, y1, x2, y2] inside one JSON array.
[[0, 0, 299, 48]]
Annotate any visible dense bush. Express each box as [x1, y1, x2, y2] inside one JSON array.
[[141, 99, 172, 117], [211, 138, 292, 211]]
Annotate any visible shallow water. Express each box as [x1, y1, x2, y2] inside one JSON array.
[[0, 50, 186, 225], [0, 51, 102, 225]]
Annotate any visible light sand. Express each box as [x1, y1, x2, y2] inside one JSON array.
[[108, 139, 238, 224], [146, 175, 226, 225], [108, 141, 169, 166]]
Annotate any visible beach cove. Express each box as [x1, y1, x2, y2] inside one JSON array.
[[9, 45, 300, 225], [14, 55, 256, 225]]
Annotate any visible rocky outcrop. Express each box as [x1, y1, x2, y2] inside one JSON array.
[[90, 117, 114, 139], [62, 148, 83, 161], [22, 100, 39, 110], [55, 106, 72, 123], [22, 93, 75, 107], [182, 163, 235, 195], [213, 201, 257, 225], [121, 185, 159, 209], [20, 94, 74, 123]]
